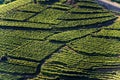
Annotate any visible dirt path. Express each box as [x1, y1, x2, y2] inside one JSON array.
[[96, 0, 120, 12]]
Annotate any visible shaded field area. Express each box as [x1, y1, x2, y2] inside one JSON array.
[[0, 0, 120, 80]]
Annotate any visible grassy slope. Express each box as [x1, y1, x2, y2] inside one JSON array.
[[0, 0, 120, 80], [0, 0, 31, 13]]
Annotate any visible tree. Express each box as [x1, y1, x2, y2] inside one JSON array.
[[33, 0, 37, 4]]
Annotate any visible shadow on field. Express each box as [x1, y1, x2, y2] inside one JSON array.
[[56, 76, 99, 80], [39, 0, 59, 5]]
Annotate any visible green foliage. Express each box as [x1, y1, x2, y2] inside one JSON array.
[[59, 13, 114, 20], [56, 16, 116, 28], [48, 29, 97, 42], [0, 20, 52, 29], [68, 36, 120, 56], [0, 0, 119, 80], [0, 35, 28, 57], [51, 4, 71, 10], [77, 1, 103, 9], [93, 29, 120, 38], [29, 8, 65, 24], [70, 7, 108, 13], [0, 29, 53, 58], [9, 40, 63, 61], [17, 3, 45, 12], [0, 73, 22, 80], [0, 0, 31, 13], [37, 47, 120, 80], [0, 61, 37, 73], [1, 11, 34, 20], [0, 29, 53, 41]]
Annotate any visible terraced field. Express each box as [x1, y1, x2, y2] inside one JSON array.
[[0, 0, 120, 80]]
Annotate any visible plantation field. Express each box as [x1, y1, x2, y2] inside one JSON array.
[[0, 0, 120, 80]]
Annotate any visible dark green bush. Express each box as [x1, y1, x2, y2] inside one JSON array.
[[0, 0, 16, 4]]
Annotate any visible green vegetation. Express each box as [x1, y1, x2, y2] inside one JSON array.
[[0, 0, 31, 13], [29, 8, 65, 24], [93, 29, 120, 38], [17, 3, 45, 12], [68, 36, 120, 56], [0, 29, 53, 41], [0, 20, 52, 29], [70, 7, 109, 13], [56, 16, 115, 28], [10, 40, 63, 61], [76, 1, 103, 9], [0, 73, 22, 80], [48, 29, 98, 42], [35, 47, 120, 80], [59, 13, 114, 20], [0, 0, 120, 80], [1, 11, 34, 20]]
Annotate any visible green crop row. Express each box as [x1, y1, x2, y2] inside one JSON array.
[[35, 47, 120, 80], [0, 58, 38, 79], [0, 28, 53, 57], [54, 0, 66, 4], [29, 8, 65, 24], [17, 3, 45, 12], [77, 1, 103, 9], [68, 36, 120, 56], [0, 35, 62, 79], [0, 0, 31, 13], [70, 7, 108, 13], [9, 40, 63, 61], [9, 58, 39, 67], [58, 12, 114, 20], [0, 62, 36, 75], [0, 20, 52, 29], [51, 4, 71, 11], [93, 29, 120, 39], [36, 47, 85, 79], [0, 73, 22, 80], [0, 11, 34, 21], [48, 28, 97, 42], [70, 0, 108, 13], [0, 36, 28, 57], [55, 16, 116, 28], [0, 29, 53, 41]]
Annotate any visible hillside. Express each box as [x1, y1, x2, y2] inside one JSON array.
[[0, 0, 120, 80]]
